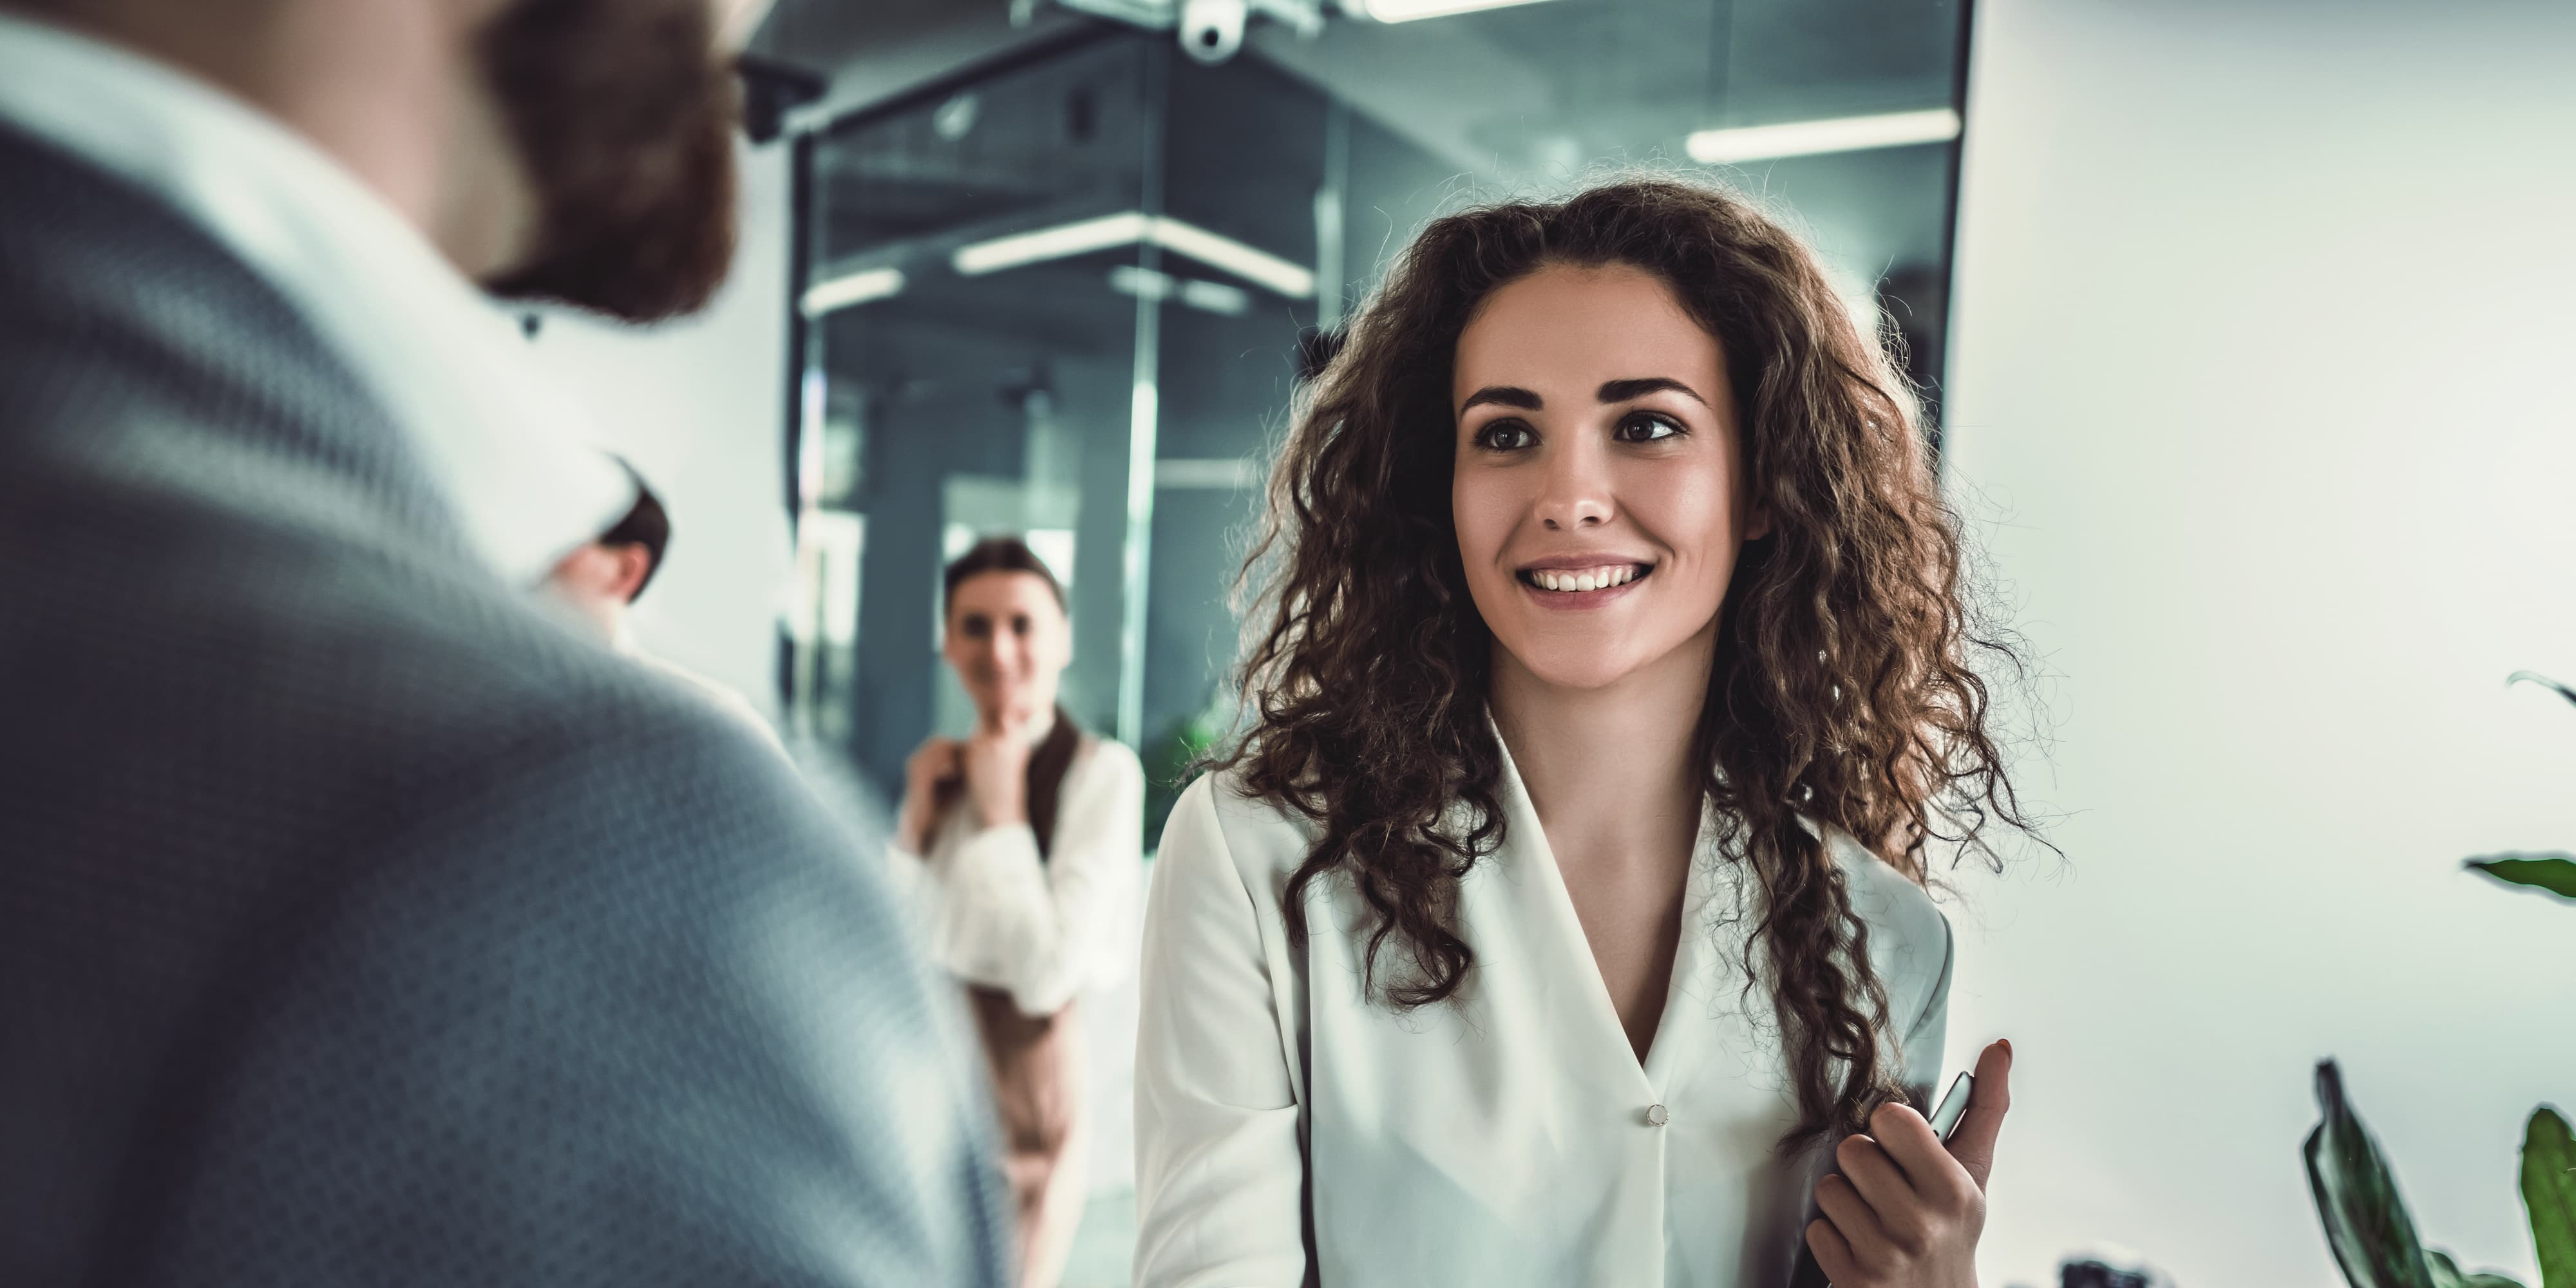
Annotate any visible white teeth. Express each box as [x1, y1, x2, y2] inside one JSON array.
[[1530, 565, 1642, 592]]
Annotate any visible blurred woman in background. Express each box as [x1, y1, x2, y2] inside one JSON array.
[[1134, 178, 2034, 1287], [891, 536, 1143, 1288]]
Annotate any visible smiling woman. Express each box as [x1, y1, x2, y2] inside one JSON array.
[[890, 536, 1146, 1288], [1132, 178, 2039, 1288]]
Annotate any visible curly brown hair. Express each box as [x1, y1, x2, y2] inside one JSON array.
[[1211, 176, 2034, 1151]]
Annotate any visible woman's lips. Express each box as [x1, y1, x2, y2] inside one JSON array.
[[1515, 562, 1652, 608]]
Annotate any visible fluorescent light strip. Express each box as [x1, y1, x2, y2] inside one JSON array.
[[1147, 217, 1315, 299], [1685, 108, 1962, 166], [1106, 263, 1176, 302], [954, 212, 1151, 277], [1363, 0, 1557, 21], [800, 266, 906, 316], [956, 212, 1315, 299], [1154, 457, 1262, 489], [1110, 265, 1253, 317], [1179, 278, 1249, 317]]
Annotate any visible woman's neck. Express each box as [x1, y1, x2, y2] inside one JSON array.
[[1489, 621, 1714, 866], [980, 698, 1059, 746]]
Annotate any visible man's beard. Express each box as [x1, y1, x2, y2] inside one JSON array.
[[477, 0, 740, 323]]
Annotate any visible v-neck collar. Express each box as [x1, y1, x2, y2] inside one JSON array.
[[1487, 721, 1718, 1099]]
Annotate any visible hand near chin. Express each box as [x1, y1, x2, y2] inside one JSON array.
[[1806, 1039, 2012, 1288], [896, 736, 963, 854]]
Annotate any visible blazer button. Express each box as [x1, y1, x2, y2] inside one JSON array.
[[1644, 1103, 1669, 1127]]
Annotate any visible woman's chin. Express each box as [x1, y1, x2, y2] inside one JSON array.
[[987, 690, 1050, 722], [1503, 648, 1654, 694]]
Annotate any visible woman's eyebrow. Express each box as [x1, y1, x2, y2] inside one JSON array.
[[1597, 376, 1709, 407], [1587, 376, 1710, 404], [1459, 384, 1543, 414]]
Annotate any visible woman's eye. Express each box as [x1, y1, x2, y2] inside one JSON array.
[[1474, 421, 1535, 451], [1615, 413, 1683, 443]]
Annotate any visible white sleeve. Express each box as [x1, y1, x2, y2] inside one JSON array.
[[934, 741, 1145, 1018], [879, 828, 936, 916], [1133, 776, 1307, 1288]]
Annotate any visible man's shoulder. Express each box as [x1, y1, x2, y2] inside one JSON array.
[[0, 408, 815, 901], [259, 560, 809, 869], [629, 649, 784, 752]]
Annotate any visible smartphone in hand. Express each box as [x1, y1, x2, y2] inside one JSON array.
[[1785, 1072, 1978, 1288], [1925, 1072, 1975, 1142]]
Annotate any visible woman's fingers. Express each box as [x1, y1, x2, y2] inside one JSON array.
[[1868, 1101, 1980, 1215], [1945, 1039, 2015, 1193], [1805, 1217, 1862, 1285], [1812, 1172, 1891, 1262], [1834, 1130, 1920, 1228]]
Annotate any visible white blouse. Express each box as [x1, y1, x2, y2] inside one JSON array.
[[887, 735, 1146, 1017], [1133, 738, 1952, 1288]]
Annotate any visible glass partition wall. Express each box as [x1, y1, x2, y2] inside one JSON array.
[[782, 1, 1973, 842]]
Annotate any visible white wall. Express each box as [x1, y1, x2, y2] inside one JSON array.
[[1944, 2, 2576, 1283], [527, 138, 794, 717]]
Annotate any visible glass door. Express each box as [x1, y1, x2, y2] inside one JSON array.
[[783, 0, 1975, 844]]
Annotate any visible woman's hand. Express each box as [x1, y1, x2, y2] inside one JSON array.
[[898, 736, 963, 854], [1806, 1039, 2013, 1288], [960, 713, 1033, 829]]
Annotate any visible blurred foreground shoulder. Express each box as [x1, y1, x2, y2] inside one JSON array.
[[129, 670, 1012, 1287]]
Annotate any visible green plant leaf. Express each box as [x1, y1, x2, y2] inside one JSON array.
[[2467, 857, 2576, 902], [2526, 1106, 2576, 1288], [2429, 1248, 2529, 1288], [2308, 1061, 2439, 1288], [2507, 671, 2576, 709]]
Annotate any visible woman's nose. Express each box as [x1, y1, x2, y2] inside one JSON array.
[[988, 636, 1028, 674], [1533, 437, 1615, 531]]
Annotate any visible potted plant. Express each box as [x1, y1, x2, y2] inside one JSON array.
[[2305, 673, 2576, 1288]]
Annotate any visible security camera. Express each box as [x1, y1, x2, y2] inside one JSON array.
[[1177, 0, 1247, 64]]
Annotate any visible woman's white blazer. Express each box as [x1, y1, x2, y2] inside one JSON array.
[[1133, 740, 1953, 1288]]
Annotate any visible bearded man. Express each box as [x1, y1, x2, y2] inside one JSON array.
[[0, 3, 1009, 1285]]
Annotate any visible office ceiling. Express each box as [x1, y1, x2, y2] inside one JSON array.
[[753, 0, 1968, 167], [766, 0, 1971, 308]]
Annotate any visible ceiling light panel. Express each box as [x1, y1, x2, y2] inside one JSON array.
[[1685, 108, 1963, 166], [800, 267, 906, 316], [1360, 0, 1557, 22], [956, 212, 1314, 298]]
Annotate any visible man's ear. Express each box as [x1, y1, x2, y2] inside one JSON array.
[[609, 544, 654, 603]]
